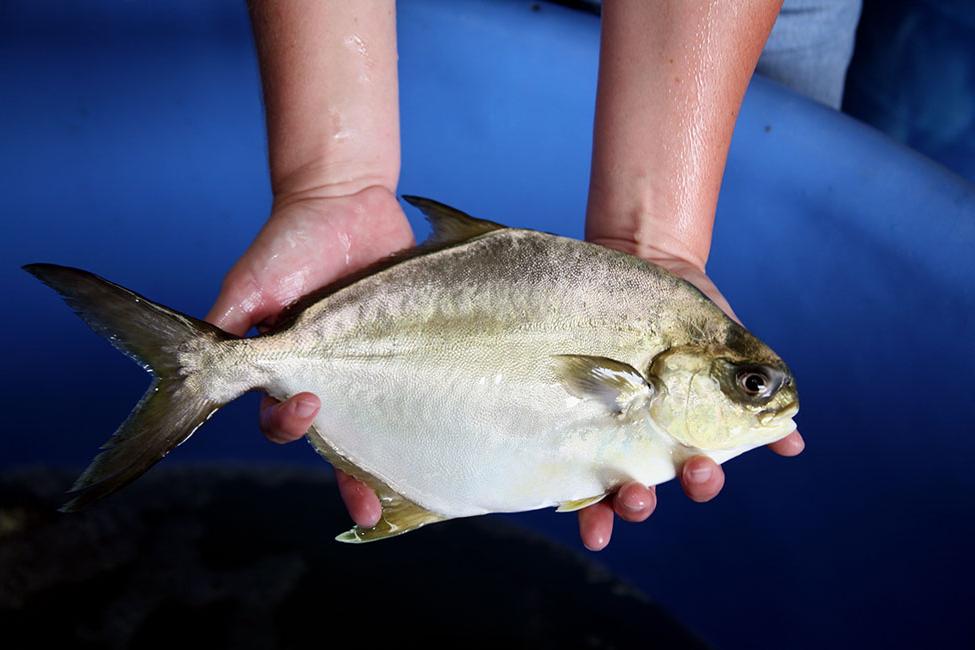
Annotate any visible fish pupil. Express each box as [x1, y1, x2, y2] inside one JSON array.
[[742, 372, 767, 395]]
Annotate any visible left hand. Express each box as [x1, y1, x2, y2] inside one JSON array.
[[206, 186, 415, 531], [574, 240, 805, 551]]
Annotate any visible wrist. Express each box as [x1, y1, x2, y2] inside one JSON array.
[[585, 186, 711, 272], [249, 0, 401, 205], [269, 156, 399, 208], [267, 184, 413, 255]]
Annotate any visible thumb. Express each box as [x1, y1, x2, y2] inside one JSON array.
[[205, 266, 271, 337]]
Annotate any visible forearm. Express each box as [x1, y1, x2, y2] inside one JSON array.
[[248, 0, 400, 200], [586, 0, 781, 270]]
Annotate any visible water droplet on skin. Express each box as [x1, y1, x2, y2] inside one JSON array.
[[343, 33, 373, 83], [327, 108, 356, 142], [264, 253, 280, 270], [283, 228, 309, 251], [273, 268, 310, 308], [337, 231, 352, 267], [344, 33, 368, 56]]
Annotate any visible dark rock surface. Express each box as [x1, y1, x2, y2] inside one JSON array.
[[0, 466, 706, 649]]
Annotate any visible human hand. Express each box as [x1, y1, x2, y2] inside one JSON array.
[[206, 185, 413, 530], [573, 0, 787, 551], [575, 238, 805, 551]]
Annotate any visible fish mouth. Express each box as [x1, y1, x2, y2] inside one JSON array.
[[757, 400, 799, 426]]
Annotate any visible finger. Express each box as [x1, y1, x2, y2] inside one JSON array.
[[578, 498, 615, 551], [336, 469, 382, 528], [612, 482, 656, 523], [259, 392, 320, 444], [680, 456, 726, 503], [768, 430, 805, 457], [205, 265, 273, 336]]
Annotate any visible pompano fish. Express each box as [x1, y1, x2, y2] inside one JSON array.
[[25, 196, 799, 543]]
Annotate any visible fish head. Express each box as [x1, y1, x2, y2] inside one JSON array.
[[647, 324, 799, 452]]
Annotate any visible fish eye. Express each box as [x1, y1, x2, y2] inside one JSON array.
[[714, 360, 788, 405], [737, 368, 773, 398]]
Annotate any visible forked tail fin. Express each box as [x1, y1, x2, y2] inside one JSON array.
[[24, 263, 237, 512]]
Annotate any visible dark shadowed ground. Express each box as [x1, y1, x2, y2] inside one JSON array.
[[0, 467, 706, 650]]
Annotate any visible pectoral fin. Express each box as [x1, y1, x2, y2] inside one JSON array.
[[556, 494, 608, 512], [553, 355, 655, 418], [306, 425, 447, 543]]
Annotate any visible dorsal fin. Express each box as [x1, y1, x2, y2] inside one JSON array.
[[402, 195, 505, 245], [269, 196, 505, 334]]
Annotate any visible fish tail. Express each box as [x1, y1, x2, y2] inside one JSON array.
[[24, 263, 239, 512]]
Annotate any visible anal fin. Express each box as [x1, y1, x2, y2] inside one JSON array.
[[336, 496, 445, 544], [556, 494, 608, 513], [305, 425, 448, 543]]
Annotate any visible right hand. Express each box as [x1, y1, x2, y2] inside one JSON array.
[[577, 230, 805, 551], [206, 185, 414, 529]]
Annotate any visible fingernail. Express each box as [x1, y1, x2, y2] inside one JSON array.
[[688, 465, 712, 484], [364, 509, 382, 528], [620, 487, 647, 512], [623, 499, 646, 513], [294, 398, 318, 418]]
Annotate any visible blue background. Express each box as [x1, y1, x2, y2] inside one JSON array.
[[844, 0, 975, 182], [2, 1, 974, 648]]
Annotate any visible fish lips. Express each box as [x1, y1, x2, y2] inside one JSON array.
[[757, 399, 800, 426]]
